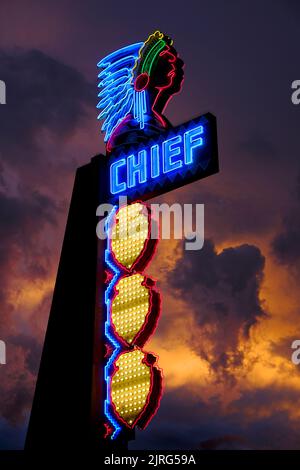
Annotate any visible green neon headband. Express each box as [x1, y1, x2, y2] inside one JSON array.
[[141, 39, 166, 75]]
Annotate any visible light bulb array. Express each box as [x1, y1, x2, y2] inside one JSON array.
[[111, 349, 151, 426], [111, 203, 149, 270], [112, 274, 150, 344], [105, 201, 162, 437]]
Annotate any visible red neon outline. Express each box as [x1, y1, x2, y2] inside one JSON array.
[[104, 422, 113, 439], [136, 352, 163, 430], [110, 348, 163, 430], [110, 272, 161, 348], [104, 342, 114, 359], [134, 72, 150, 92], [107, 114, 132, 153], [109, 201, 159, 274], [104, 269, 114, 284], [152, 46, 185, 127]]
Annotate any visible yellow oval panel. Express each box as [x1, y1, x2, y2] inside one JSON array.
[[111, 349, 151, 427], [111, 203, 149, 270], [112, 273, 150, 345]]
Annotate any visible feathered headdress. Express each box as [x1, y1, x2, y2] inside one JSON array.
[[97, 31, 173, 144], [97, 42, 143, 142]]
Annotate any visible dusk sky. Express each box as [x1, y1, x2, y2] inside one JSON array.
[[1, 0, 300, 450]]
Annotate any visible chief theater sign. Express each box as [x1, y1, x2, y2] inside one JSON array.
[[26, 31, 219, 450]]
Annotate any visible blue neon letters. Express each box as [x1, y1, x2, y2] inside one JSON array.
[[128, 150, 147, 188], [163, 135, 183, 173], [111, 159, 127, 194], [110, 124, 204, 195]]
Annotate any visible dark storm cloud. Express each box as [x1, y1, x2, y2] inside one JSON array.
[[0, 185, 56, 334], [199, 434, 249, 450], [238, 132, 276, 161], [166, 240, 266, 376], [272, 172, 300, 267], [0, 188, 58, 238], [0, 187, 59, 272], [0, 189, 59, 427], [0, 47, 95, 446], [9, 335, 42, 376], [131, 385, 300, 450], [272, 212, 300, 266], [0, 292, 52, 430], [168, 240, 265, 330], [0, 49, 94, 165], [1, 378, 33, 425]]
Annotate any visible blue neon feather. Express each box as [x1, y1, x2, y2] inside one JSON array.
[[97, 43, 143, 142]]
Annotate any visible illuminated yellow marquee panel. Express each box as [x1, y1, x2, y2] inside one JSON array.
[[111, 203, 149, 270], [111, 349, 151, 427], [112, 273, 150, 345], [106, 201, 162, 438]]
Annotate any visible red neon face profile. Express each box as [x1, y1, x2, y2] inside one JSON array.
[[150, 45, 184, 126]]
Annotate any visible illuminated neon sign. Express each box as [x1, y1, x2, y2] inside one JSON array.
[[110, 122, 204, 195], [106, 113, 218, 203], [97, 30, 218, 443]]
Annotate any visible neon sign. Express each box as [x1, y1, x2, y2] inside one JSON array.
[[106, 113, 218, 204], [110, 122, 205, 196], [97, 30, 218, 444]]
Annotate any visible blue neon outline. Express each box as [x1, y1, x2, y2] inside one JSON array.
[[97, 42, 144, 142], [110, 158, 127, 195], [133, 89, 148, 130], [150, 144, 160, 178], [104, 207, 122, 439], [127, 150, 147, 188], [141, 90, 147, 129], [162, 135, 183, 174], [98, 43, 143, 68], [183, 125, 204, 164]]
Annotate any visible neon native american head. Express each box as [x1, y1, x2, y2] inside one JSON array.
[[97, 31, 184, 154]]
